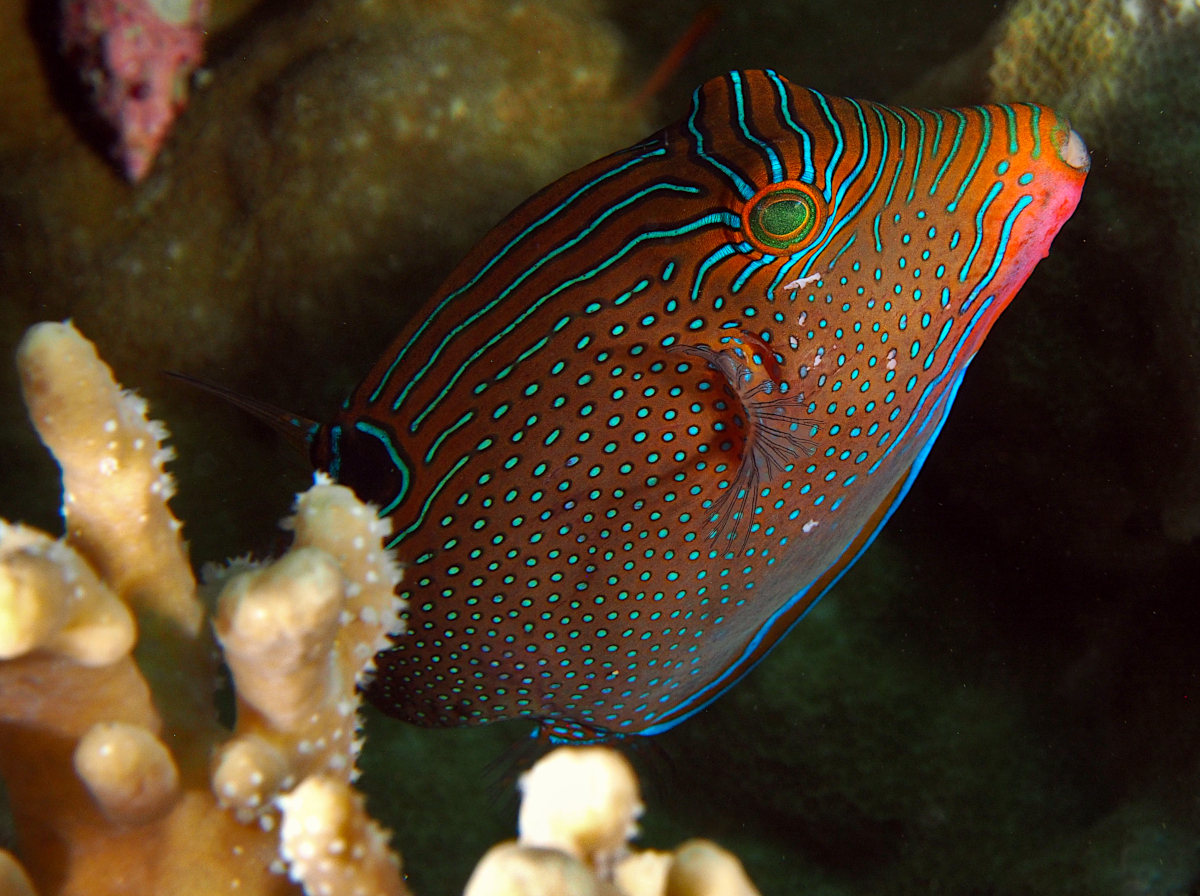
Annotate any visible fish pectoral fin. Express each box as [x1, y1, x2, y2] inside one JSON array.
[[670, 339, 820, 552]]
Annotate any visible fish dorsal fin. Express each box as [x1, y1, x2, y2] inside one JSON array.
[[164, 371, 318, 457], [671, 331, 818, 550]]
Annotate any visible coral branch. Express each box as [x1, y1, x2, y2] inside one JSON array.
[[216, 548, 348, 733], [212, 478, 406, 824], [0, 321, 408, 895], [16, 323, 200, 636], [517, 747, 642, 877], [279, 776, 405, 895], [466, 746, 762, 896], [17, 321, 215, 775]]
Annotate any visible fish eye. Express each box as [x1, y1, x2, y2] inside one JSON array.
[[743, 182, 823, 254], [755, 194, 813, 241]]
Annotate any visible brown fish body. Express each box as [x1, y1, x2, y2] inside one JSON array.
[[314, 71, 1089, 739]]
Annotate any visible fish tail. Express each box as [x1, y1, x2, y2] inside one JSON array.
[[163, 370, 319, 457]]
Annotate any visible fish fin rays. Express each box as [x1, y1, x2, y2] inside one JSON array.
[[164, 370, 319, 458], [671, 337, 818, 552]]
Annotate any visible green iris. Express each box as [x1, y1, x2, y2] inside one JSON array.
[[748, 188, 818, 251]]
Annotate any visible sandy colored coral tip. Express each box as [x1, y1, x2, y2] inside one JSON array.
[[0, 539, 69, 659], [16, 320, 202, 636], [614, 849, 673, 896], [0, 851, 36, 896], [279, 775, 407, 896], [286, 481, 407, 694], [291, 483, 405, 600], [463, 842, 599, 896], [518, 747, 642, 873], [0, 522, 135, 665], [73, 721, 180, 825], [214, 546, 344, 730], [212, 734, 290, 817], [15, 322, 136, 468], [664, 841, 760, 896], [215, 547, 342, 653], [291, 482, 402, 583]]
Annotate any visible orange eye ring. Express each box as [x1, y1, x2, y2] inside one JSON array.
[[741, 180, 825, 255]]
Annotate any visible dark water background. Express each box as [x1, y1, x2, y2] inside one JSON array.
[[3, 0, 1200, 893]]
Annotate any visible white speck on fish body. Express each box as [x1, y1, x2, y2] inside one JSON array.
[[802, 519, 819, 533], [784, 273, 822, 291]]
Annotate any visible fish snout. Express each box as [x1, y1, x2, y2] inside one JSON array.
[[1055, 121, 1091, 172]]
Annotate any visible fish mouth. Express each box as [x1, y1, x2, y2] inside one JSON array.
[[1057, 123, 1091, 172]]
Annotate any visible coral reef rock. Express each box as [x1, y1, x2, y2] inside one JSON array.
[[1, 0, 650, 565], [989, 0, 1200, 543], [0, 321, 409, 895], [465, 745, 761, 896], [6, 0, 646, 384]]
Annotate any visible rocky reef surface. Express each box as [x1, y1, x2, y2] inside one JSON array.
[[3, 0, 1200, 894]]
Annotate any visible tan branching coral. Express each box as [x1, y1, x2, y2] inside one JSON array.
[[465, 746, 761, 896], [0, 321, 408, 895], [0, 322, 765, 895]]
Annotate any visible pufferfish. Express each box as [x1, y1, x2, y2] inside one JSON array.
[[294, 71, 1089, 742]]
